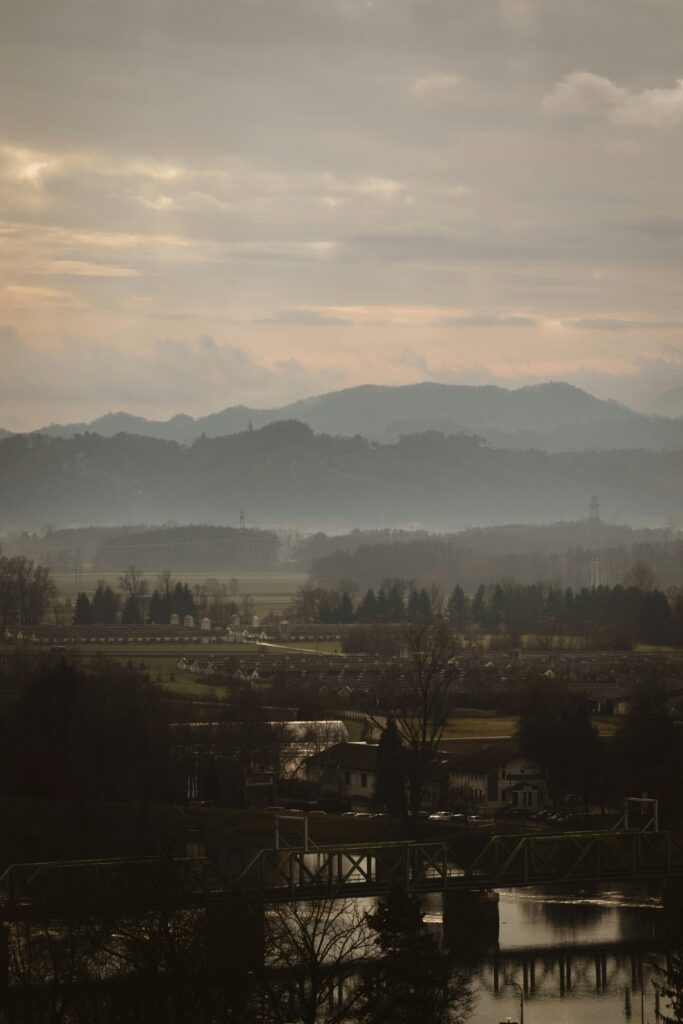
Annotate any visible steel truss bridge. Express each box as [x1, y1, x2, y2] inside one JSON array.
[[2, 830, 683, 921]]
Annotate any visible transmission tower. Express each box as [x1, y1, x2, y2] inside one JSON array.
[[589, 494, 600, 521], [239, 510, 245, 530]]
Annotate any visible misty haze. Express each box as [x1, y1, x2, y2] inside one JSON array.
[[2, 3, 683, 1024]]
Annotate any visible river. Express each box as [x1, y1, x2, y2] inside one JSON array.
[[424, 887, 668, 1023]]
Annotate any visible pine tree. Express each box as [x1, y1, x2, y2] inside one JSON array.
[[148, 590, 164, 623], [121, 594, 142, 625], [91, 583, 118, 624], [447, 585, 469, 630], [376, 719, 406, 816], [356, 588, 378, 621], [74, 591, 92, 626], [471, 584, 486, 627], [338, 591, 355, 624], [361, 885, 473, 1024]]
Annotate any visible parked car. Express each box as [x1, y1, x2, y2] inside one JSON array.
[[428, 811, 466, 823]]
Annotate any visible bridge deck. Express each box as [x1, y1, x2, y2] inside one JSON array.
[[1, 830, 682, 919]]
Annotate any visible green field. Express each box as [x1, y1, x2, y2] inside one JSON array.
[[442, 714, 618, 740], [50, 570, 308, 617]]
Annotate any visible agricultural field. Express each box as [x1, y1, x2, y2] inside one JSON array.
[[49, 569, 308, 618], [442, 713, 618, 740]]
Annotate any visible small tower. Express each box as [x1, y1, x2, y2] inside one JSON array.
[[239, 510, 245, 530], [589, 494, 600, 521]]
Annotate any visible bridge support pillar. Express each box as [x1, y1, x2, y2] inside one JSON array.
[[205, 902, 264, 985], [0, 924, 8, 1006], [664, 878, 683, 930], [442, 889, 499, 955]]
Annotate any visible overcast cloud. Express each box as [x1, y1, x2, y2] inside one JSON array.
[[2, 0, 683, 428]]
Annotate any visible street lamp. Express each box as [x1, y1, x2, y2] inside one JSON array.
[[499, 978, 524, 1024]]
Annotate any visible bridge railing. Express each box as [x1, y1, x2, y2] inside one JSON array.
[[3, 831, 683, 917], [0, 856, 230, 918], [231, 840, 465, 899], [467, 830, 683, 886]]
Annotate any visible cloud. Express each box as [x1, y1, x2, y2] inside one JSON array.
[[543, 71, 683, 128], [410, 73, 460, 98], [437, 314, 538, 327], [49, 260, 139, 278], [0, 327, 346, 430], [259, 309, 348, 326], [569, 317, 683, 331]]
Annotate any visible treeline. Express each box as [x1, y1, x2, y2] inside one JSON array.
[[516, 680, 683, 822], [74, 568, 256, 627], [0, 655, 285, 809], [74, 578, 199, 625], [95, 525, 279, 571], [291, 576, 683, 646], [311, 535, 683, 591]]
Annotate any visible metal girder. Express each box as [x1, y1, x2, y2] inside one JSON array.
[[467, 831, 683, 887], [3, 831, 683, 918], [231, 841, 457, 901]]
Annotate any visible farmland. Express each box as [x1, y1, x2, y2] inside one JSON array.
[[49, 569, 307, 617]]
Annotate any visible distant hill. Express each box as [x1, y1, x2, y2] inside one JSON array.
[[16, 381, 683, 451], [654, 385, 683, 419], [1, 420, 682, 531]]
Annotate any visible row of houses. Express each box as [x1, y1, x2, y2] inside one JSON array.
[[303, 739, 548, 813]]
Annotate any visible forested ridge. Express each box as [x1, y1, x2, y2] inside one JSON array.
[[2, 421, 683, 530]]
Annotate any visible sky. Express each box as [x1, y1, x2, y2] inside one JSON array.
[[2, 0, 683, 429]]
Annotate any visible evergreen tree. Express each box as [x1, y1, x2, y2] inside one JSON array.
[[338, 590, 355, 624], [91, 582, 118, 624], [447, 585, 469, 630], [74, 591, 92, 626], [376, 718, 406, 816], [386, 583, 405, 622], [318, 595, 333, 624], [362, 885, 472, 1024], [416, 588, 432, 622], [376, 587, 390, 622], [612, 683, 683, 818], [121, 594, 143, 625], [406, 588, 420, 621], [471, 584, 486, 627], [489, 583, 506, 630], [516, 682, 603, 808], [148, 589, 164, 623], [357, 589, 379, 621]]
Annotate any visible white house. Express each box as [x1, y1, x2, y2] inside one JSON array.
[[304, 741, 378, 805], [448, 743, 548, 811]]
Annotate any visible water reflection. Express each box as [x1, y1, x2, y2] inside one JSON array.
[[467, 888, 666, 1024]]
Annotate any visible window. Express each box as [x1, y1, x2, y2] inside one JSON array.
[[361, 773, 367, 788]]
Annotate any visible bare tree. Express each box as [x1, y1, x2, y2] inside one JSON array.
[[241, 593, 256, 626], [262, 898, 373, 1024], [118, 566, 149, 600], [393, 621, 457, 817], [0, 555, 58, 627], [157, 569, 174, 596]]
